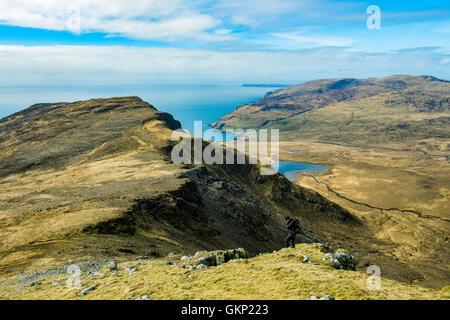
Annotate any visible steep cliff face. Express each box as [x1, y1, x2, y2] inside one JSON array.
[[0, 97, 359, 276]]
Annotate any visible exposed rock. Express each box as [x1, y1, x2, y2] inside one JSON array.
[[196, 264, 208, 270], [135, 295, 150, 300], [77, 284, 99, 296], [311, 295, 335, 300], [108, 261, 118, 271], [194, 248, 249, 267], [135, 256, 149, 261], [124, 266, 138, 275], [88, 272, 105, 277], [333, 252, 357, 271], [320, 243, 336, 254]]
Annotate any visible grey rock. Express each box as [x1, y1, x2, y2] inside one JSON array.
[[135, 256, 149, 261], [123, 266, 138, 275], [333, 252, 357, 271], [332, 259, 341, 268], [135, 295, 150, 300], [108, 261, 118, 271], [77, 284, 99, 296], [51, 280, 64, 286], [311, 295, 335, 300], [320, 243, 336, 254], [195, 248, 248, 268], [194, 251, 205, 258], [88, 272, 105, 277], [72, 281, 89, 289]]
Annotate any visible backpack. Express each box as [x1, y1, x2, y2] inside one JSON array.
[[293, 218, 301, 233]]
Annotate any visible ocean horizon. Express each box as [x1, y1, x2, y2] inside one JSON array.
[[0, 84, 272, 134]]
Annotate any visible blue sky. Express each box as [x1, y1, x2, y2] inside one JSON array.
[[0, 0, 449, 85]]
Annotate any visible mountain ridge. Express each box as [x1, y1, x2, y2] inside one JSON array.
[[212, 75, 450, 148], [0, 97, 370, 285]]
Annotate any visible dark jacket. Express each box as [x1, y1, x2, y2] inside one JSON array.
[[286, 218, 301, 234]]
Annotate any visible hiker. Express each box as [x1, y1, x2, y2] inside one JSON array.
[[284, 216, 301, 248]]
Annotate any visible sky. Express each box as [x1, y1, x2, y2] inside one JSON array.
[[0, 0, 449, 86]]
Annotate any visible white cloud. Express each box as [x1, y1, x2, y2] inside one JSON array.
[[270, 32, 354, 48], [212, 0, 361, 27], [0, 45, 448, 86], [0, 0, 228, 41]]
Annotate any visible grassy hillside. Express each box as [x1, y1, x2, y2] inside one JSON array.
[[0, 95, 448, 296], [212, 76, 450, 289], [1, 244, 448, 300], [213, 75, 450, 149], [0, 97, 363, 287]]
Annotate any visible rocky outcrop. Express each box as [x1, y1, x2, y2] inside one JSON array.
[[310, 295, 335, 300], [172, 248, 249, 270], [194, 248, 249, 267]]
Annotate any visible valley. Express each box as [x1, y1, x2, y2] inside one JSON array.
[[0, 75, 448, 299], [0, 96, 363, 295], [279, 141, 449, 288], [214, 75, 450, 289]]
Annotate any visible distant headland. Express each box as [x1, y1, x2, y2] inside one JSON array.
[[241, 83, 290, 88]]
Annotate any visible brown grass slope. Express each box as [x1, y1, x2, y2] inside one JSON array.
[[213, 75, 450, 148], [0, 97, 366, 285], [213, 75, 450, 289], [2, 244, 448, 300]]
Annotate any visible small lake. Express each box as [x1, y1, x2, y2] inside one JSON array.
[[274, 161, 328, 182]]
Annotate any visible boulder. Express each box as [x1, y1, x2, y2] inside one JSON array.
[[194, 248, 249, 267], [333, 252, 357, 271], [77, 283, 99, 296], [310, 295, 335, 300], [108, 261, 118, 271]]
